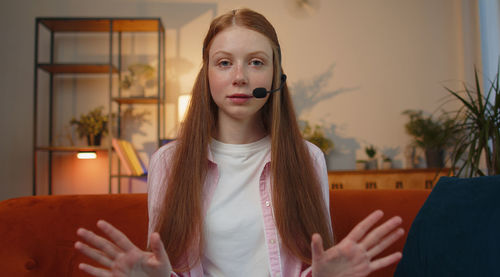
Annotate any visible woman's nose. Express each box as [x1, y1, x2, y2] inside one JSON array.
[[232, 64, 248, 86]]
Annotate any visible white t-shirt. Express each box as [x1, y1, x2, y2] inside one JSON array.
[[202, 136, 272, 277]]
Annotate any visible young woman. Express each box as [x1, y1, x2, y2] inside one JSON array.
[[75, 8, 404, 277]]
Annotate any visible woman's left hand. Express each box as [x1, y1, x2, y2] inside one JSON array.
[[311, 210, 404, 277]]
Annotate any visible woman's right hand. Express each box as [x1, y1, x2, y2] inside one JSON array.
[[75, 220, 172, 277]]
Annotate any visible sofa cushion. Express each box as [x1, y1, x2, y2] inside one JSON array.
[[394, 176, 500, 276], [0, 189, 430, 276], [0, 194, 148, 276]]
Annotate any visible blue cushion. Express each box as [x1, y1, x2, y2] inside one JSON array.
[[394, 175, 500, 276]]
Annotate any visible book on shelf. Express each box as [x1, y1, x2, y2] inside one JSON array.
[[121, 139, 147, 176], [112, 138, 146, 176], [112, 138, 133, 175]]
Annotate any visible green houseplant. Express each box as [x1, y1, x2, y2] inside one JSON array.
[[402, 109, 457, 168], [355, 160, 367, 170], [70, 107, 110, 146], [382, 154, 392, 170], [120, 63, 156, 97], [300, 121, 334, 154], [365, 145, 378, 169], [444, 65, 500, 177]]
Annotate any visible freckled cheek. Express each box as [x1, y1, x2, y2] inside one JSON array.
[[208, 71, 227, 99], [253, 71, 274, 90]]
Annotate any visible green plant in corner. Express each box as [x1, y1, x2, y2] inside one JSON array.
[[402, 109, 457, 168], [70, 107, 110, 146], [300, 121, 334, 154], [444, 63, 500, 177]]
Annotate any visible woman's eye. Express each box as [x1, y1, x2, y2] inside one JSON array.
[[250, 60, 264, 66], [218, 60, 231, 67]]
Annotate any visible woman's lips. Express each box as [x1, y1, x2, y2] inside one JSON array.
[[228, 94, 252, 104]]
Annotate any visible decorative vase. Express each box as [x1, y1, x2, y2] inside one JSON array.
[[366, 158, 378, 170], [355, 161, 367, 170], [425, 148, 444, 168], [382, 161, 392, 170], [86, 133, 102, 146]]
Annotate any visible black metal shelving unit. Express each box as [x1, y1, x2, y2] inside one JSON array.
[[33, 17, 166, 195]]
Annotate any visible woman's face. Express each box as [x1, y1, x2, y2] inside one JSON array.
[[208, 25, 274, 123]]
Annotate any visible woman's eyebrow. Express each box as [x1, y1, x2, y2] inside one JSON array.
[[211, 50, 233, 58], [247, 51, 271, 59], [211, 50, 270, 59]]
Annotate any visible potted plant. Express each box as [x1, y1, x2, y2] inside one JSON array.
[[402, 109, 457, 168], [70, 107, 110, 146], [120, 63, 156, 97], [365, 145, 378, 169], [444, 64, 500, 176], [382, 155, 392, 170], [355, 160, 367, 170], [300, 121, 334, 154]]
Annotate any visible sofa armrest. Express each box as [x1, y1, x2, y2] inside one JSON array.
[[0, 194, 148, 276]]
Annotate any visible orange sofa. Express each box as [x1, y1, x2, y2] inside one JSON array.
[[0, 190, 430, 276]]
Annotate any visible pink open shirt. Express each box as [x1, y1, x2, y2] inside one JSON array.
[[147, 140, 333, 277]]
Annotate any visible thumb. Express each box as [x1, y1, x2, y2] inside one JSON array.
[[311, 233, 324, 261], [150, 232, 170, 266]]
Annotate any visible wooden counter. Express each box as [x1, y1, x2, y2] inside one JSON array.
[[328, 168, 451, 190]]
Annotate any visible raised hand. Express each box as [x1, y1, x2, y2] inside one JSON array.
[[311, 210, 404, 277], [74, 220, 172, 277]]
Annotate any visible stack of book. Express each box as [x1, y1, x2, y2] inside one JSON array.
[[112, 138, 147, 176]]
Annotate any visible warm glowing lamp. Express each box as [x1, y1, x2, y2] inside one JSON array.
[[178, 94, 191, 123], [77, 151, 97, 159]]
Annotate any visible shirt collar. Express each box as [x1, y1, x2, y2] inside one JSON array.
[[206, 139, 272, 165]]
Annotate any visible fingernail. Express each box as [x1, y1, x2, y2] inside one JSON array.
[[97, 220, 106, 228]]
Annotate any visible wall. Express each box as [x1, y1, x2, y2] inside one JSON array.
[[479, 0, 500, 86], [0, 0, 484, 200]]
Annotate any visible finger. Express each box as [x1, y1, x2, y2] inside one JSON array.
[[74, 241, 113, 268], [311, 233, 325, 261], [97, 220, 136, 252], [77, 228, 120, 259], [366, 228, 405, 258], [346, 210, 384, 242], [150, 232, 170, 266], [361, 216, 403, 250], [369, 252, 402, 272], [78, 263, 113, 277]]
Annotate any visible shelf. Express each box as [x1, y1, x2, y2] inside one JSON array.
[[36, 146, 108, 152], [38, 63, 119, 74], [113, 97, 162, 104], [328, 168, 451, 175], [34, 17, 165, 195], [39, 18, 164, 32], [328, 168, 452, 190], [111, 174, 147, 178]]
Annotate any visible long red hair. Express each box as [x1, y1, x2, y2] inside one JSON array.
[[156, 8, 333, 272]]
